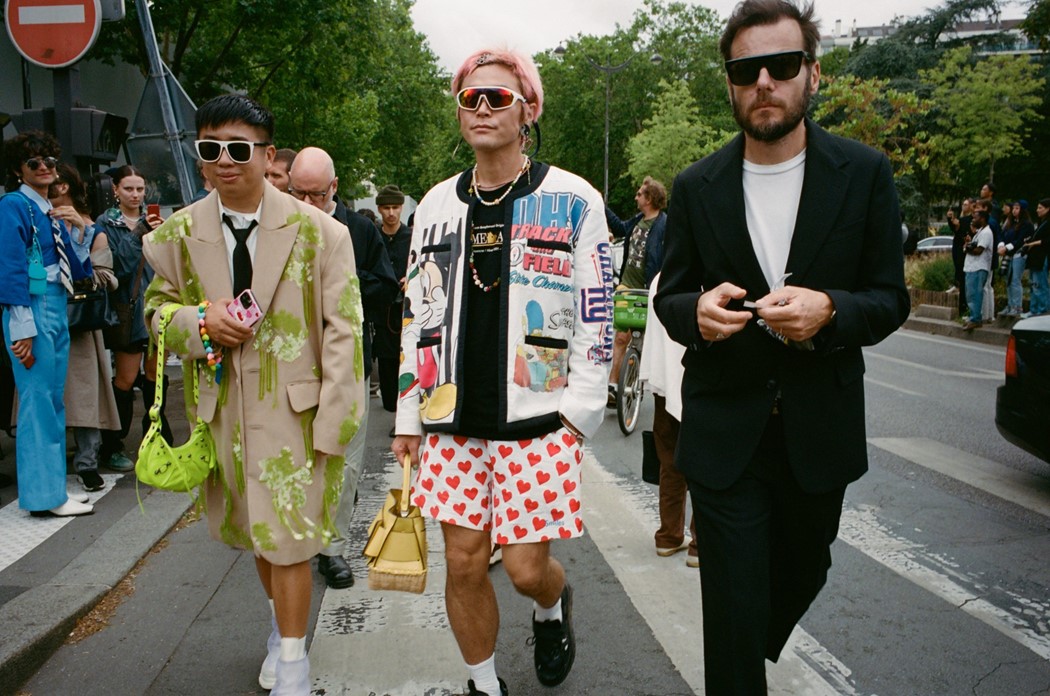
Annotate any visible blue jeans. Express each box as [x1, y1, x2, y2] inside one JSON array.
[[965, 269, 988, 322], [3, 283, 71, 511], [1006, 254, 1026, 313], [1030, 258, 1049, 315]]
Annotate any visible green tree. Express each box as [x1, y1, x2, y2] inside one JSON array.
[[87, 0, 448, 200], [1021, 0, 1050, 49], [919, 45, 1045, 183], [626, 79, 729, 190]]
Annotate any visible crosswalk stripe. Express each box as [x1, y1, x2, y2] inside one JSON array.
[[838, 501, 1050, 660], [869, 437, 1050, 518], [310, 452, 463, 695], [581, 451, 853, 695], [0, 474, 123, 573]]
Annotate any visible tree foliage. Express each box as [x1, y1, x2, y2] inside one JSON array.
[[919, 45, 1045, 182], [87, 0, 448, 200], [626, 79, 729, 189]]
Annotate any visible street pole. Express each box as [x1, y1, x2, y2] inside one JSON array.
[[555, 46, 662, 202]]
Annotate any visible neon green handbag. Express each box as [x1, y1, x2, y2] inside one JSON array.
[[136, 304, 217, 492]]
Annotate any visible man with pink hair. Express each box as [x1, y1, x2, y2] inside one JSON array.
[[392, 47, 613, 696]]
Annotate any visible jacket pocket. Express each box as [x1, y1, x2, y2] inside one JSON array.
[[524, 335, 569, 349], [527, 238, 573, 253], [286, 380, 321, 413]]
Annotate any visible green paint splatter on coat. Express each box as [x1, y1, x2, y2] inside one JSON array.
[[252, 523, 279, 552], [300, 408, 316, 469], [151, 212, 193, 243], [232, 421, 246, 496], [217, 456, 252, 549], [166, 324, 191, 356], [282, 212, 323, 321], [338, 401, 361, 446], [337, 274, 365, 381], [253, 311, 307, 400], [321, 454, 345, 545], [259, 447, 317, 541]]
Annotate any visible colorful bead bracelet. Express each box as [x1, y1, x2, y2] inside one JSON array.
[[198, 301, 223, 384]]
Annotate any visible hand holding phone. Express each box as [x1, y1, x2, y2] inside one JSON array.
[[147, 203, 160, 218], [227, 289, 263, 328]]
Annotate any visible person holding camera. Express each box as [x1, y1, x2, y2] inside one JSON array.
[[962, 207, 994, 330]]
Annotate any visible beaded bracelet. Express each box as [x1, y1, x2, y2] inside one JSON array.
[[198, 301, 223, 384]]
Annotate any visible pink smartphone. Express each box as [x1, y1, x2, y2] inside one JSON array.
[[227, 289, 263, 328]]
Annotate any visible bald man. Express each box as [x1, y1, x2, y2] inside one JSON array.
[[289, 147, 399, 589]]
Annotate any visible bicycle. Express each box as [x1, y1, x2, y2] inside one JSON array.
[[612, 287, 648, 435]]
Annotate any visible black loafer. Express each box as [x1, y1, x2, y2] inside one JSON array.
[[530, 584, 575, 686], [467, 677, 508, 696], [317, 554, 354, 589]]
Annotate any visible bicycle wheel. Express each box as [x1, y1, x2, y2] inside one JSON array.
[[616, 344, 643, 435]]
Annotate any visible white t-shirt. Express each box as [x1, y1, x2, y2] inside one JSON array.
[[218, 196, 262, 282], [743, 149, 806, 291], [963, 225, 994, 273]]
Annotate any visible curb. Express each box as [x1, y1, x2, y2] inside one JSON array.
[[903, 315, 1011, 348], [0, 490, 192, 690]]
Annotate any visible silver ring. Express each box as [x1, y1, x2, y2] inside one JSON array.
[[715, 332, 725, 340]]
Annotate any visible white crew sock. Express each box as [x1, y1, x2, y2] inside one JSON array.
[[279, 636, 306, 662], [533, 596, 562, 623], [268, 599, 276, 617], [467, 654, 500, 695]]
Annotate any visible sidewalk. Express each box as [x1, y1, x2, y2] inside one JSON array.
[[903, 303, 1013, 347], [0, 375, 193, 691]]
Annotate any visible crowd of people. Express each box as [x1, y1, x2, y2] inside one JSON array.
[[944, 183, 1050, 329], [0, 1, 929, 694]]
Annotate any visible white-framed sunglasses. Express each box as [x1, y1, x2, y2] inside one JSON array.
[[455, 86, 527, 111], [194, 139, 270, 164]]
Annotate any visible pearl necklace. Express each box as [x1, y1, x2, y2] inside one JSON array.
[[469, 157, 531, 207], [469, 223, 503, 293]]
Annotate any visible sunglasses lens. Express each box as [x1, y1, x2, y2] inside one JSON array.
[[196, 141, 222, 162], [26, 157, 57, 169], [768, 54, 803, 80], [226, 142, 253, 163], [458, 87, 517, 110], [727, 62, 758, 86]]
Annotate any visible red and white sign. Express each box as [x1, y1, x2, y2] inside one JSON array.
[[5, 0, 101, 69]]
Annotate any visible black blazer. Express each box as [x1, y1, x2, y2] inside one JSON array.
[[654, 120, 910, 494]]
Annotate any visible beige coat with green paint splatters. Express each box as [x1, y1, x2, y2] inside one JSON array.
[[142, 186, 364, 566]]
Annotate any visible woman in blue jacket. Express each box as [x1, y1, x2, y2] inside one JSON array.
[[1, 131, 93, 516]]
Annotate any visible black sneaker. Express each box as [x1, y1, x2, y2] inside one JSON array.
[[79, 470, 105, 492], [467, 677, 508, 696], [529, 584, 575, 686]]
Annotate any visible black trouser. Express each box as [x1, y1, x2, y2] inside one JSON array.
[[687, 415, 846, 695]]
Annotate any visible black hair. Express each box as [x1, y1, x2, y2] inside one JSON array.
[[983, 181, 997, 195], [196, 94, 275, 142], [720, 0, 820, 61], [110, 165, 146, 186], [3, 129, 61, 192]]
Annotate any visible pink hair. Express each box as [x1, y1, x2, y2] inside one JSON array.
[[451, 47, 544, 121]]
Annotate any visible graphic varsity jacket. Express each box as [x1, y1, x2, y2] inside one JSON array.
[[394, 163, 614, 439]]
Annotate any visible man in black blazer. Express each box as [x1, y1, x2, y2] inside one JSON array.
[[653, 1, 909, 693]]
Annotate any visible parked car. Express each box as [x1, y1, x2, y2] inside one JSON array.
[[915, 235, 954, 253], [995, 314, 1050, 463]]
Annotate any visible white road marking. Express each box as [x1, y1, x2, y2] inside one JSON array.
[[890, 329, 1005, 355], [866, 352, 1002, 380], [0, 474, 122, 573], [839, 501, 1050, 661], [869, 437, 1050, 518], [582, 451, 854, 695], [310, 452, 463, 696], [864, 377, 923, 397]]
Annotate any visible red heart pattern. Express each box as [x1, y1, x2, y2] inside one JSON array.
[[413, 431, 585, 544]]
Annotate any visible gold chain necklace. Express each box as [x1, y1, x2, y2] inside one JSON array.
[[470, 156, 531, 207]]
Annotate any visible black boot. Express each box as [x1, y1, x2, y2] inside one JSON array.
[[102, 384, 137, 472], [140, 376, 173, 444]]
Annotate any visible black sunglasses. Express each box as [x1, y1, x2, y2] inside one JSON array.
[[25, 156, 58, 170], [194, 139, 270, 164], [725, 50, 812, 87]]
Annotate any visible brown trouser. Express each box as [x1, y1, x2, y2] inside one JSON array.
[[653, 394, 697, 553]]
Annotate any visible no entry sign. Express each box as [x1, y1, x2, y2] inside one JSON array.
[[5, 0, 102, 69]]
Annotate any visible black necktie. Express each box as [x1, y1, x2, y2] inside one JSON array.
[[223, 214, 258, 296]]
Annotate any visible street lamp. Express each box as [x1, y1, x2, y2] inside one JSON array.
[[554, 44, 662, 201]]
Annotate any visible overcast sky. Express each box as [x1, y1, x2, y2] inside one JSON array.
[[411, 0, 1025, 72]]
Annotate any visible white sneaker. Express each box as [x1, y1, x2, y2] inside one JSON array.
[[271, 655, 310, 695], [48, 499, 94, 516], [67, 490, 90, 504], [258, 617, 280, 689]]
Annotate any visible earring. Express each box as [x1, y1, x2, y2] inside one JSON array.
[[519, 123, 533, 156]]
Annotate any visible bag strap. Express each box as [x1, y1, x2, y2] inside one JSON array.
[[400, 454, 412, 517], [11, 191, 44, 259], [129, 252, 147, 299], [148, 305, 199, 425]]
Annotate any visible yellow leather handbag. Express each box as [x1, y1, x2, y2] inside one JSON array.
[[362, 455, 428, 593]]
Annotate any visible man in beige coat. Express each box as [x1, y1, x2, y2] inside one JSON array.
[[142, 95, 363, 695]]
